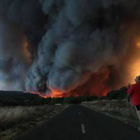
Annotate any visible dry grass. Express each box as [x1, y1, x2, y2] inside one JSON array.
[[0, 107, 35, 124], [0, 105, 68, 140], [82, 100, 139, 127]]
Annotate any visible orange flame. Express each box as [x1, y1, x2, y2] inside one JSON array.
[[29, 88, 64, 98], [29, 68, 110, 98]]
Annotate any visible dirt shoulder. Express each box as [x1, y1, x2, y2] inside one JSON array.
[[82, 100, 139, 128]]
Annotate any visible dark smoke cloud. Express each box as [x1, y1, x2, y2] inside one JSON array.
[[0, 21, 29, 90], [25, 0, 140, 96], [0, 0, 46, 90], [0, 0, 140, 94]]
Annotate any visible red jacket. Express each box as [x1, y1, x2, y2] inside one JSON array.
[[127, 83, 140, 106]]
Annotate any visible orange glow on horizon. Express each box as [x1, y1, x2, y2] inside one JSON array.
[[136, 38, 140, 49], [28, 68, 111, 98], [29, 88, 64, 98], [128, 37, 140, 84], [129, 59, 140, 84]]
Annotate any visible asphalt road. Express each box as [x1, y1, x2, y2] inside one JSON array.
[[15, 105, 140, 140]]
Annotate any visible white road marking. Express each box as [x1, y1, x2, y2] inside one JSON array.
[[81, 124, 86, 134]]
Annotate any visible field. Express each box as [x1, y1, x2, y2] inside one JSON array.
[[0, 105, 68, 140], [82, 100, 139, 127]]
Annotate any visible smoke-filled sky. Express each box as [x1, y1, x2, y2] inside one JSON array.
[[0, 0, 140, 97]]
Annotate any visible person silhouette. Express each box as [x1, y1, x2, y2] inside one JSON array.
[[127, 76, 140, 131]]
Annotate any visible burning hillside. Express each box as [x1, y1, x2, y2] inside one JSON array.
[[0, 0, 140, 97]]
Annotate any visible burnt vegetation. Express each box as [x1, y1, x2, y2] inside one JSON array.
[[0, 87, 127, 106]]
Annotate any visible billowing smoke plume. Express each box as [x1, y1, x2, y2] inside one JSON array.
[[25, 0, 140, 97], [0, 0, 46, 90], [1, 0, 140, 96], [0, 21, 29, 90]]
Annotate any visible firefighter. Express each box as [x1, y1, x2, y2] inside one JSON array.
[[127, 76, 140, 131]]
